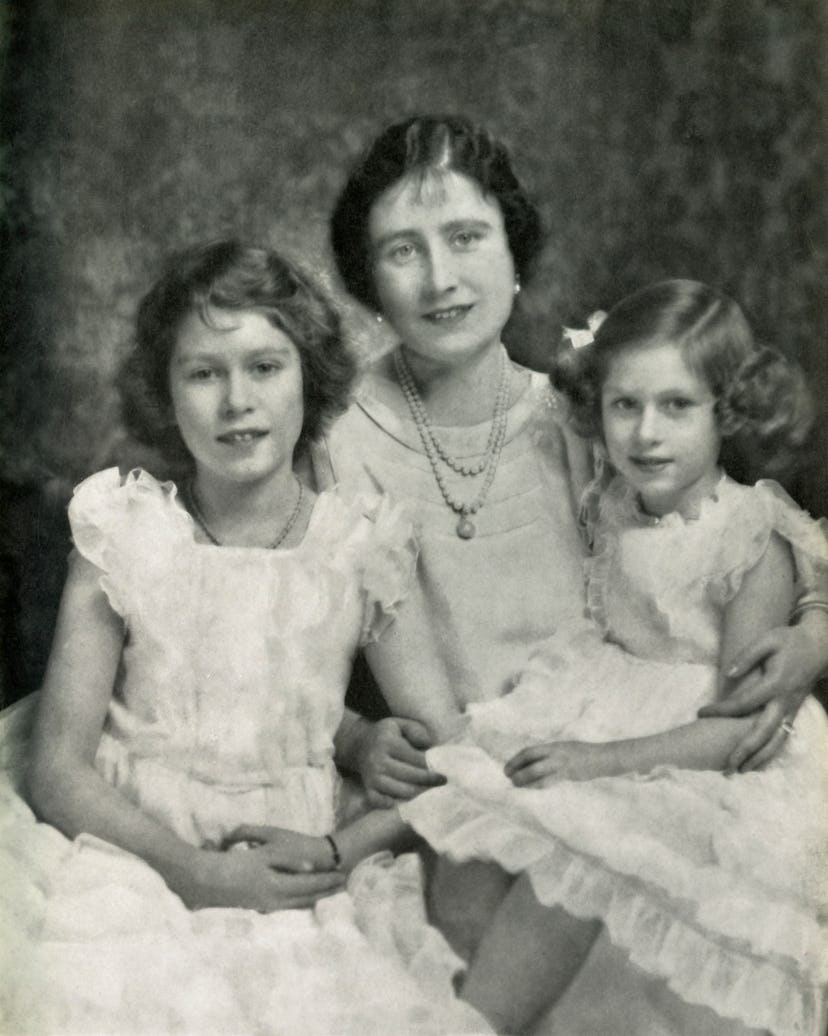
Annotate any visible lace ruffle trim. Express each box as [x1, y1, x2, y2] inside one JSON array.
[[69, 468, 189, 616], [345, 492, 419, 646], [402, 786, 827, 1036]]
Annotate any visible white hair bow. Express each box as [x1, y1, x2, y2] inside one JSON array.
[[562, 309, 608, 349]]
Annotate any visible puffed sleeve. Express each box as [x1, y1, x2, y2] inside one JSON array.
[[352, 493, 419, 646], [712, 480, 828, 604], [68, 468, 190, 618]]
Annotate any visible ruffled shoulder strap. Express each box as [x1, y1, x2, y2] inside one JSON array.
[[582, 474, 635, 629], [315, 490, 419, 646], [69, 468, 192, 615], [712, 479, 828, 603]]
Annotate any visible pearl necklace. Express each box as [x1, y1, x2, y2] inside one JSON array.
[[394, 348, 511, 539], [186, 477, 305, 549]]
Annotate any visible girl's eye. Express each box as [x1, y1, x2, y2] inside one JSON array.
[[611, 397, 638, 411], [664, 397, 693, 412]]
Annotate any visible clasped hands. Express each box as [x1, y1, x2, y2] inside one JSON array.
[[189, 825, 345, 913]]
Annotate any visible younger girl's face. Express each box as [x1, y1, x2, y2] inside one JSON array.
[[600, 342, 722, 518], [368, 169, 516, 369], [169, 307, 304, 487]]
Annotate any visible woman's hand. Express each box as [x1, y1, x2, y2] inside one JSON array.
[[354, 717, 445, 807], [188, 828, 345, 912], [701, 621, 826, 771], [504, 741, 613, 787]]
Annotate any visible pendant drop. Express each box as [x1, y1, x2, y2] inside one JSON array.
[[456, 516, 476, 539]]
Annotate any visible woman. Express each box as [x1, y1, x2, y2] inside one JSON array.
[[316, 116, 828, 1010], [321, 114, 828, 802]]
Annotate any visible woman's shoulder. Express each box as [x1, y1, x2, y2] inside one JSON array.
[[314, 356, 409, 476]]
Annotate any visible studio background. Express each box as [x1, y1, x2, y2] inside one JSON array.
[[1, 0, 826, 700]]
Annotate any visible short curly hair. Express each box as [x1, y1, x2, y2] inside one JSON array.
[[330, 114, 543, 311], [118, 240, 356, 469], [552, 279, 813, 479]]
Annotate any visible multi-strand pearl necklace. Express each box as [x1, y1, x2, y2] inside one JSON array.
[[186, 477, 305, 549], [394, 348, 511, 539]]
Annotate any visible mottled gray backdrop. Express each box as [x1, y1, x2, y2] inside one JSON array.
[[0, 0, 826, 697]]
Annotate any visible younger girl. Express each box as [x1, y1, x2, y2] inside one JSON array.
[[399, 279, 828, 1036], [0, 241, 489, 1035]]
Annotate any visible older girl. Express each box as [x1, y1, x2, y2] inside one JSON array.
[[402, 280, 828, 1036], [0, 241, 489, 1035]]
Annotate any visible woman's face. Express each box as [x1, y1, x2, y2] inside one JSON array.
[[169, 307, 304, 488], [368, 169, 516, 367]]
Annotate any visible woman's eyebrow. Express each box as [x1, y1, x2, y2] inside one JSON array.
[[371, 227, 421, 250], [372, 217, 494, 251], [440, 218, 493, 233]]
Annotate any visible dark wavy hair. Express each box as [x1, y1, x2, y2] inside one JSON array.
[[330, 114, 543, 311], [553, 279, 814, 479], [118, 241, 356, 469]]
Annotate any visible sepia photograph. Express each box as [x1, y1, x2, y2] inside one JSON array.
[[1, 2, 826, 1033]]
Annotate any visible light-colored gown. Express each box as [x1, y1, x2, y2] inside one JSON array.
[[0, 468, 491, 1036], [313, 362, 589, 709], [400, 475, 828, 1036]]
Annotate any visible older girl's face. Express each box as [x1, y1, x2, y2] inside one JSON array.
[[169, 308, 304, 487], [368, 170, 516, 367]]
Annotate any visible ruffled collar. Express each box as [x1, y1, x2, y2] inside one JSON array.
[[605, 470, 730, 529]]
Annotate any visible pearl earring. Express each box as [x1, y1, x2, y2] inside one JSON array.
[[513, 281, 521, 296], [376, 313, 383, 323]]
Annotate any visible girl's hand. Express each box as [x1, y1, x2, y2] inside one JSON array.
[[700, 623, 824, 771], [223, 824, 337, 872], [505, 741, 613, 787], [189, 834, 345, 912], [355, 717, 445, 807]]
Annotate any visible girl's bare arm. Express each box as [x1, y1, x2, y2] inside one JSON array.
[[28, 554, 343, 911], [508, 534, 796, 784]]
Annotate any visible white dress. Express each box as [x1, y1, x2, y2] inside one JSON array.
[[400, 476, 828, 1036], [0, 468, 490, 1036]]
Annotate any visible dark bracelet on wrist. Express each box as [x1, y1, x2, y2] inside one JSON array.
[[324, 833, 342, 870]]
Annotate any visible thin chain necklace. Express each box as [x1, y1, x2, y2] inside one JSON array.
[[186, 477, 305, 549], [394, 347, 511, 539]]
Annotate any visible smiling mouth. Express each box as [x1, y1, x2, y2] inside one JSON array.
[[217, 430, 267, 446], [630, 457, 671, 471], [422, 305, 473, 324]]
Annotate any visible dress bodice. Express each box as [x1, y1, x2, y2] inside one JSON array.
[[68, 468, 416, 843], [314, 363, 589, 707], [586, 475, 828, 665]]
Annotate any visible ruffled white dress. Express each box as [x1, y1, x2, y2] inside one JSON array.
[[400, 476, 828, 1036], [0, 468, 490, 1036]]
